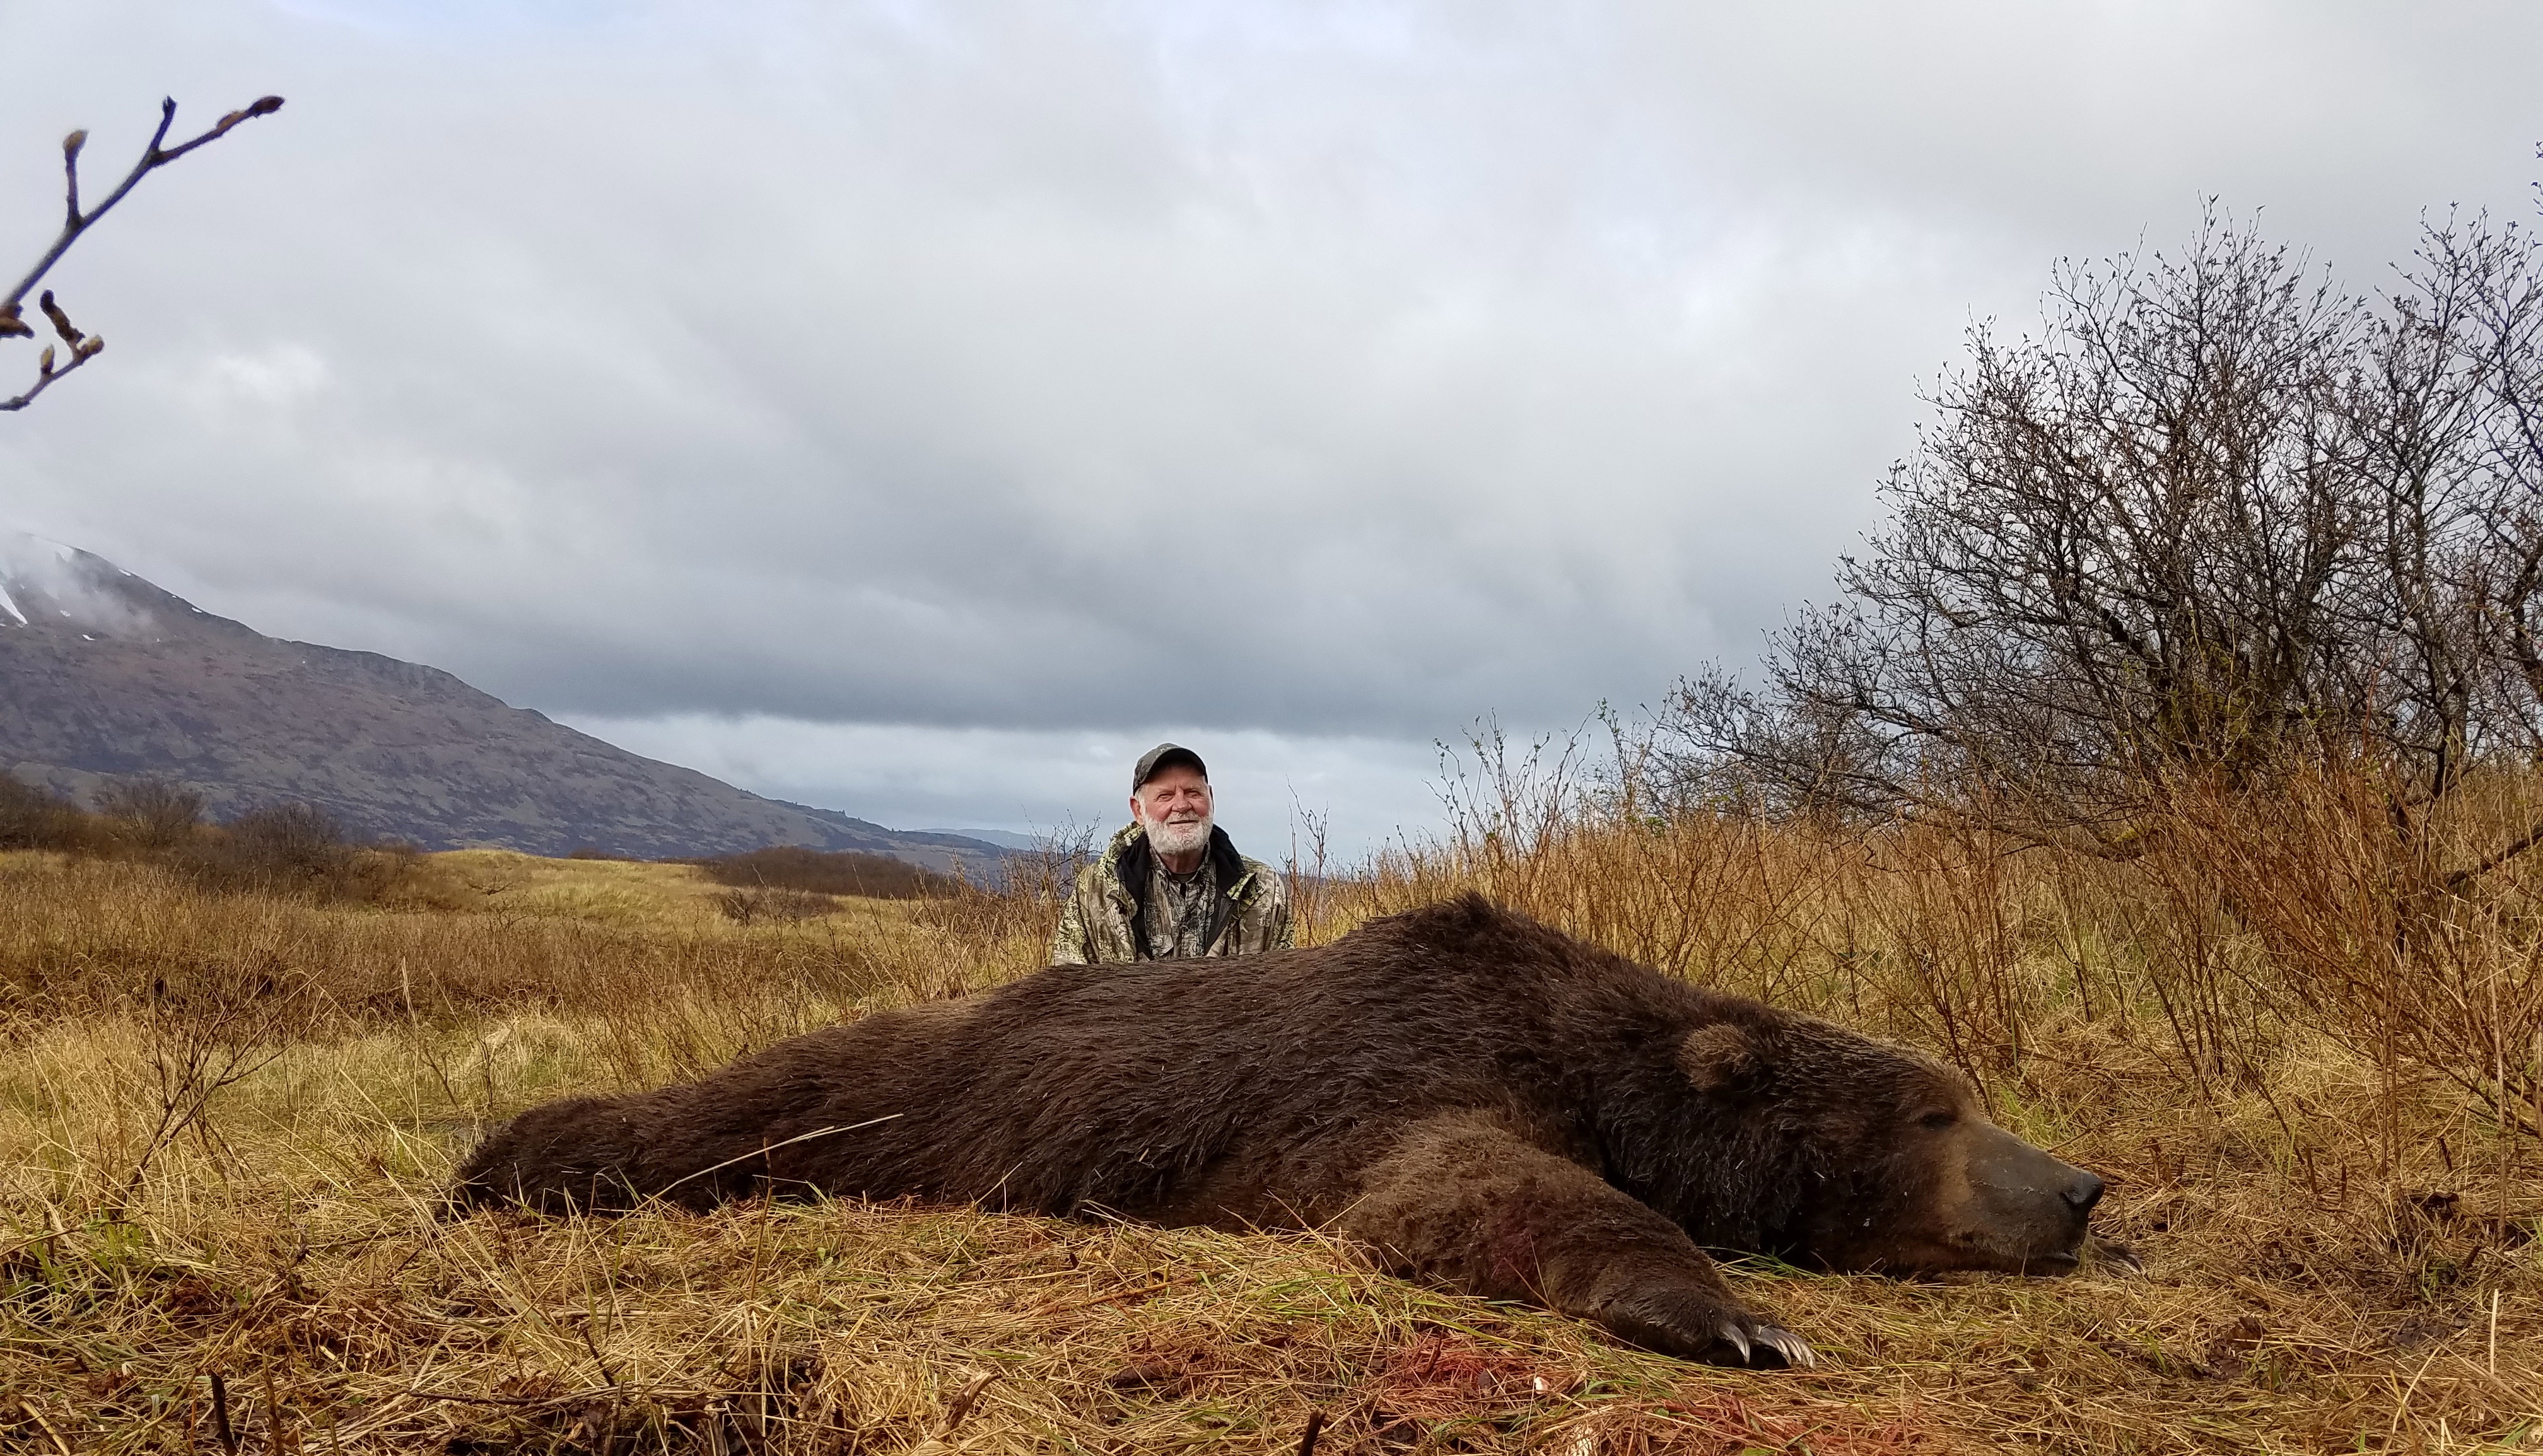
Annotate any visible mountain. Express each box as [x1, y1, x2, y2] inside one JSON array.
[[0, 535, 1009, 870], [921, 827, 1047, 852]]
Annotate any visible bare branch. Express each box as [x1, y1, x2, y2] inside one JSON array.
[[1, 92, 283, 413], [0, 292, 104, 411], [2443, 816, 2543, 891]]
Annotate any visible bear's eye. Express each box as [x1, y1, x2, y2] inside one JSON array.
[[1917, 1111, 1957, 1131]]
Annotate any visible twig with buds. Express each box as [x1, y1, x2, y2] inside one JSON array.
[[1, 93, 284, 413]]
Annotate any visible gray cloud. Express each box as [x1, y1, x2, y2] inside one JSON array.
[[2, 1, 2539, 846]]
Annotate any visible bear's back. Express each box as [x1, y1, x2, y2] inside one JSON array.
[[811, 895, 1684, 1218]]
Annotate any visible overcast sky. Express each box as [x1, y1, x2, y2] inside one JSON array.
[[3, 1, 2539, 856]]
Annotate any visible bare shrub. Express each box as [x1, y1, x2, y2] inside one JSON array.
[[1856, 818, 2030, 1086], [1376, 723, 1841, 1008], [711, 885, 836, 924], [0, 775, 90, 851], [699, 846, 961, 900], [2148, 763, 2543, 1146], [117, 960, 317, 1201], [95, 777, 202, 849], [169, 802, 420, 903]]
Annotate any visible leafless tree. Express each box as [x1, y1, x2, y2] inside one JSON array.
[[97, 775, 204, 848], [1664, 202, 2543, 868], [3, 93, 283, 413]]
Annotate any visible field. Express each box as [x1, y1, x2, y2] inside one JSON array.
[[4, 782, 2541, 1454]]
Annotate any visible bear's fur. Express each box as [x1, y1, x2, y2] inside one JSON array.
[[456, 894, 2104, 1366]]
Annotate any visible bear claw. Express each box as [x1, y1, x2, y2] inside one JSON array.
[[1602, 1288, 1813, 1368], [1752, 1325, 1818, 1370], [1717, 1322, 1816, 1369]]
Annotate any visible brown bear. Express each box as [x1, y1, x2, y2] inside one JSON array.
[[455, 895, 2105, 1367]]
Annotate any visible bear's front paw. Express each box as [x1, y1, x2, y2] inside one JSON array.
[[1600, 1287, 1818, 1370]]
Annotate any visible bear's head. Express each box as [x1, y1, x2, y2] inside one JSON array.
[[1668, 1014, 2105, 1276]]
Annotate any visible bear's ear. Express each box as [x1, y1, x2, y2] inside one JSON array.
[[1676, 1023, 1760, 1094]]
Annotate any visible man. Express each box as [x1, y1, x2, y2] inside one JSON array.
[[1049, 743, 1294, 965]]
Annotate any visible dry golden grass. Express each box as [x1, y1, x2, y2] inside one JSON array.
[[4, 778, 2542, 1453]]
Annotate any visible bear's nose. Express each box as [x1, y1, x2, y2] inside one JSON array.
[[2063, 1170, 2105, 1214]]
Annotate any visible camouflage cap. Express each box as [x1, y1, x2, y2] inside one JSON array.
[[1133, 743, 1207, 791]]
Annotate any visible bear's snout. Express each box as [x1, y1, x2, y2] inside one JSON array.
[[2062, 1168, 2105, 1214], [1915, 1122, 2105, 1275]]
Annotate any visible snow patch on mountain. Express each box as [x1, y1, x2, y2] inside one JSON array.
[[0, 532, 156, 638]]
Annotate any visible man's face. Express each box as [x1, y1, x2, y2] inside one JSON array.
[[1133, 765, 1213, 856]]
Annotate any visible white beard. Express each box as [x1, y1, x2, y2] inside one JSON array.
[[1142, 813, 1212, 859]]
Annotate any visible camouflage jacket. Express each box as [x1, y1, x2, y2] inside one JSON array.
[[1049, 822, 1294, 965]]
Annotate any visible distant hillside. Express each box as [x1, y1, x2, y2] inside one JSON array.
[[922, 827, 1047, 852], [0, 534, 1008, 870]]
